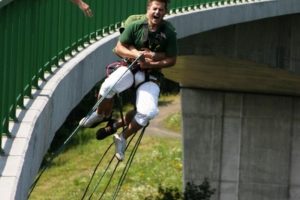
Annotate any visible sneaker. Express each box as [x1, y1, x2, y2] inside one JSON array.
[[79, 112, 104, 128], [113, 134, 126, 161], [96, 119, 117, 140]]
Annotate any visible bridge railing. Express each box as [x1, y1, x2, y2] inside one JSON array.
[[0, 0, 234, 152]]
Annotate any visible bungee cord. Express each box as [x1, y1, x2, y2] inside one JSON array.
[[28, 55, 144, 198], [98, 129, 145, 200], [83, 94, 135, 199], [87, 153, 117, 200], [80, 142, 114, 200], [82, 127, 144, 200], [111, 125, 147, 200]]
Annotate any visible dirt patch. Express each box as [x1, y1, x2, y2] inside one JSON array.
[[146, 95, 182, 138]]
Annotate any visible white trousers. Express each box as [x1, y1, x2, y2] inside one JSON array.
[[99, 66, 160, 126]]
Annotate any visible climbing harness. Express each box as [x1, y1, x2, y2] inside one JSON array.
[[80, 54, 144, 125]]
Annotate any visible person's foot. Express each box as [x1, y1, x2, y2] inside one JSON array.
[[96, 119, 117, 140], [113, 134, 126, 161], [79, 112, 104, 128]]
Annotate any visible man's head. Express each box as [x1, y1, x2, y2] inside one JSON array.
[[146, 0, 169, 28], [147, 0, 169, 10]]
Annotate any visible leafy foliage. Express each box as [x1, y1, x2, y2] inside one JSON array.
[[145, 178, 215, 200], [184, 178, 216, 200]]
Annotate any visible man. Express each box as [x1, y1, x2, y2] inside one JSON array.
[[71, 0, 93, 17], [80, 0, 177, 161]]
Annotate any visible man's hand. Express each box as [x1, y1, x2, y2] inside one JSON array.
[[79, 1, 93, 17], [72, 0, 93, 17], [141, 48, 166, 61], [138, 56, 151, 70], [137, 53, 145, 63]]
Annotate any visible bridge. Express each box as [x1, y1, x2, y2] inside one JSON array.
[[1, 0, 300, 199]]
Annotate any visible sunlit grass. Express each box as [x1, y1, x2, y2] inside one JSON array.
[[29, 95, 182, 200], [29, 130, 182, 200], [160, 94, 182, 133], [163, 112, 181, 133]]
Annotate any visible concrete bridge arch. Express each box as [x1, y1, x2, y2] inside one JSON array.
[[2, 0, 300, 199], [166, 1, 300, 200]]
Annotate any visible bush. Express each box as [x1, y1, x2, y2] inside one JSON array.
[[184, 178, 216, 200], [145, 178, 215, 200]]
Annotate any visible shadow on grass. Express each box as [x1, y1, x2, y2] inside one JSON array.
[[145, 178, 216, 200]]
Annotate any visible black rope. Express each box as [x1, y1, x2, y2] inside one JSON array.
[[80, 142, 114, 200], [111, 125, 147, 200], [97, 131, 139, 200], [27, 90, 108, 198], [87, 144, 119, 200], [116, 94, 126, 132], [84, 94, 126, 200], [97, 161, 120, 200], [27, 125, 82, 197], [87, 154, 116, 200], [27, 55, 143, 198], [83, 130, 138, 200]]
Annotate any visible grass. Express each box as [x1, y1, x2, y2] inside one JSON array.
[[160, 94, 182, 133], [29, 94, 182, 200], [163, 112, 181, 133]]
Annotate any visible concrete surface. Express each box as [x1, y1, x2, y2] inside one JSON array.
[[0, 0, 14, 8], [182, 89, 300, 200], [1, 0, 300, 199]]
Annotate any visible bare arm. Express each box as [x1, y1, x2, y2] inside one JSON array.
[[141, 48, 166, 61], [71, 0, 93, 17], [141, 57, 177, 69], [115, 41, 140, 59]]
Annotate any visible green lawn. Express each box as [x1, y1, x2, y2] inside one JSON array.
[[163, 112, 181, 133], [29, 96, 182, 200]]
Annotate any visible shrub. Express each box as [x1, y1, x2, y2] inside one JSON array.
[[145, 178, 215, 200], [184, 178, 216, 200]]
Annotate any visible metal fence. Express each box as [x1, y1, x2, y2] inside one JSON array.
[[0, 0, 230, 152]]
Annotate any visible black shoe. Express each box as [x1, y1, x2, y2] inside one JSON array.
[[96, 119, 117, 140]]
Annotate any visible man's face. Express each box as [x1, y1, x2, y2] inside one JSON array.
[[146, 1, 166, 27]]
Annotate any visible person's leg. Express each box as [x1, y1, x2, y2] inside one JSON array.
[[96, 97, 114, 116], [95, 71, 145, 137], [96, 109, 136, 140], [114, 81, 160, 160], [80, 66, 134, 128], [126, 81, 160, 137]]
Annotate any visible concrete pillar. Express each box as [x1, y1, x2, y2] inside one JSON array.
[[182, 88, 300, 200]]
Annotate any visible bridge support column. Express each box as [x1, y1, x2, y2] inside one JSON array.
[[182, 88, 300, 200]]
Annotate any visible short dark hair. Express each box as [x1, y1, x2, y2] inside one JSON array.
[[147, 0, 170, 10]]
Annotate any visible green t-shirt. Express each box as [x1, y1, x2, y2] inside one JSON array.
[[119, 18, 177, 57]]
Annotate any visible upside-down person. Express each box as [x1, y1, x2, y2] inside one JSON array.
[[80, 0, 177, 161]]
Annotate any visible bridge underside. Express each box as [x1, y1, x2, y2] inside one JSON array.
[[164, 55, 300, 96]]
